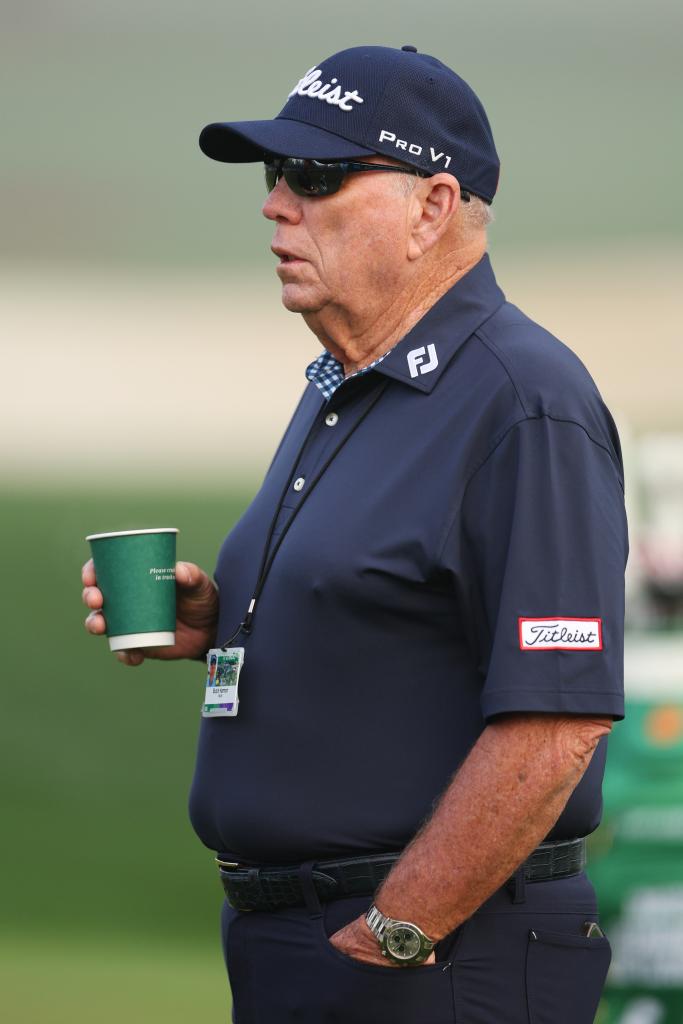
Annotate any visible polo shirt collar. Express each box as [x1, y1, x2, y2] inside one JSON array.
[[373, 252, 505, 393]]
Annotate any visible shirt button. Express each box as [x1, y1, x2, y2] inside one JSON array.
[[325, 412, 339, 427], [293, 477, 305, 492]]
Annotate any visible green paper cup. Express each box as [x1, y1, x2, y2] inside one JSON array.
[[86, 528, 178, 652]]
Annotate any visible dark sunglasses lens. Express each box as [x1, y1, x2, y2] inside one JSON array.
[[283, 165, 316, 196], [264, 164, 279, 193], [309, 162, 345, 196], [282, 161, 347, 197], [265, 160, 347, 197]]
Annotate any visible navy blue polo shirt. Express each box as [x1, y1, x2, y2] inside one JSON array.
[[188, 253, 627, 864]]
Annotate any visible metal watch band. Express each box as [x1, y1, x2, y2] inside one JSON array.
[[366, 904, 390, 941], [365, 904, 436, 965]]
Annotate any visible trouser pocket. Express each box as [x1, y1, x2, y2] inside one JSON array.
[[525, 927, 611, 1024], [315, 895, 458, 1024]]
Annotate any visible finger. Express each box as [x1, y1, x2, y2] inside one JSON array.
[[82, 586, 104, 610], [175, 561, 201, 587], [84, 609, 106, 635], [82, 558, 97, 587], [176, 562, 217, 601], [116, 650, 146, 667]]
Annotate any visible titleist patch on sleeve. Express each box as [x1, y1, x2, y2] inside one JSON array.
[[518, 617, 603, 651]]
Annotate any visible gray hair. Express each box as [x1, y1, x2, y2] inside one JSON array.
[[461, 194, 494, 231]]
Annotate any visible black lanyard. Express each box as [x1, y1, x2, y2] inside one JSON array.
[[220, 377, 391, 648]]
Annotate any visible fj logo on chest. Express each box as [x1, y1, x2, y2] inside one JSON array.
[[407, 344, 438, 378]]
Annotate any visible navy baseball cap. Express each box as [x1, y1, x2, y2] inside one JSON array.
[[199, 45, 500, 203]]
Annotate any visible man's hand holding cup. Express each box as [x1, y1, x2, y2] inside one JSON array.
[[82, 528, 218, 666]]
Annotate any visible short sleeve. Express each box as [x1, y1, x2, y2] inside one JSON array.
[[458, 416, 627, 721]]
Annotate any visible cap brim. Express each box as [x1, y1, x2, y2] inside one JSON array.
[[199, 117, 376, 163]]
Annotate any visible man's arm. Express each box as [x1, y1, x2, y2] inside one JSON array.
[[330, 712, 612, 966]]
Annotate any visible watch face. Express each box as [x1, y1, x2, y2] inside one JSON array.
[[385, 924, 422, 961]]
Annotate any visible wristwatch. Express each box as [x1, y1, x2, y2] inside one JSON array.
[[365, 904, 436, 966]]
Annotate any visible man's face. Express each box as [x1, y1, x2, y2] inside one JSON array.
[[262, 156, 415, 319]]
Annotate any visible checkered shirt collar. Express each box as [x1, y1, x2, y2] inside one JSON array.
[[305, 347, 393, 401]]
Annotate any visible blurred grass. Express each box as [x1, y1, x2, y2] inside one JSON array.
[[0, 933, 230, 1023], [0, 486, 252, 1017]]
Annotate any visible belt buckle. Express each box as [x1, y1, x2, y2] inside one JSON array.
[[215, 857, 256, 912]]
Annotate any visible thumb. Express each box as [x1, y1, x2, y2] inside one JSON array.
[[175, 561, 216, 596]]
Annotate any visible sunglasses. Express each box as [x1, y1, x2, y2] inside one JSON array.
[[264, 157, 471, 201]]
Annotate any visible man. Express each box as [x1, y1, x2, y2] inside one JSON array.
[[82, 45, 627, 1023]]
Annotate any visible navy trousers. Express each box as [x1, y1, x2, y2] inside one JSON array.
[[220, 870, 611, 1023]]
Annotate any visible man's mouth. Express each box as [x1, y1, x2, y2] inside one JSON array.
[[272, 246, 306, 265]]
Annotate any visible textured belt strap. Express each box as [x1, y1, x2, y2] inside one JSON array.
[[216, 837, 586, 912], [524, 838, 586, 882]]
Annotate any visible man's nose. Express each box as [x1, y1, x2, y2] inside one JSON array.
[[261, 175, 303, 223]]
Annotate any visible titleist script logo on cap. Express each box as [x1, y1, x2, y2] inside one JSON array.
[[518, 617, 603, 652], [288, 66, 365, 111]]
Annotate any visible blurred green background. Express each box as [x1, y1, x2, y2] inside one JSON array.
[[3, 0, 683, 268], [2, 2, 683, 1022], [1, 489, 248, 1021]]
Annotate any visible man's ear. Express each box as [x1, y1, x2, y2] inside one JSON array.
[[406, 174, 461, 260]]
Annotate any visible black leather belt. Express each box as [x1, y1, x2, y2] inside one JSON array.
[[215, 837, 586, 912]]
